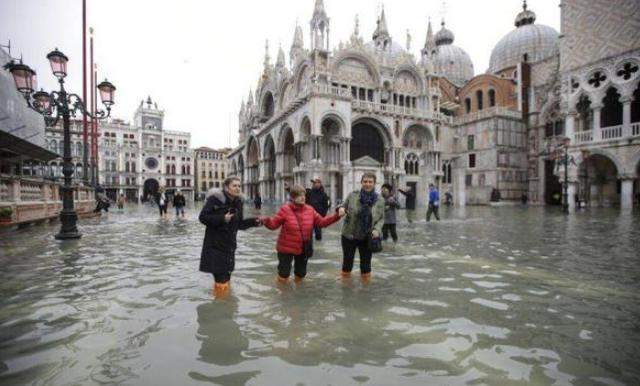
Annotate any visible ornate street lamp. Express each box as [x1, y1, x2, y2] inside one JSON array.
[[5, 48, 115, 239]]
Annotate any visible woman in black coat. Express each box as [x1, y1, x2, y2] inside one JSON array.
[[199, 177, 260, 297]]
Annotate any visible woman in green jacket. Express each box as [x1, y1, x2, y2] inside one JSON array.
[[337, 173, 385, 280]]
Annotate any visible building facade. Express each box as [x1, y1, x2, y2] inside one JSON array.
[[98, 97, 195, 202], [194, 147, 230, 200], [227, 0, 640, 210]]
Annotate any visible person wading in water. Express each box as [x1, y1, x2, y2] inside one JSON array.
[[260, 185, 344, 284], [338, 173, 384, 282], [199, 176, 261, 298]]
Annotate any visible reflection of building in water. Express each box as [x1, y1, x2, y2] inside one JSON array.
[[227, 0, 640, 211]]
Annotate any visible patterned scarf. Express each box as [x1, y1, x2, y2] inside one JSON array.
[[357, 189, 378, 239]]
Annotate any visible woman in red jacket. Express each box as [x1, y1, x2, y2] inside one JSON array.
[[260, 185, 344, 283]]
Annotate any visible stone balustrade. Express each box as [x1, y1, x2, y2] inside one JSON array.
[[0, 175, 96, 228], [573, 122, 640, 145]]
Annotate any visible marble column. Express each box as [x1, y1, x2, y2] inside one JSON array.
[[592, 104, 602, 140], [565, 112, 575, 140], [620, 178, 634, 210], [567, 181, 577, 212], [622, 97, 632, 138]]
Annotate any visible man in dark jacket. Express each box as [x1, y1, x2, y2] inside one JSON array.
[[199, 176, 261, 297], [306, 177, 330, 240], [173, 190, 186, 217]]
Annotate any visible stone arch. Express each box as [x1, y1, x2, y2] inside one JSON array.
[[573, 93, 593, 132], [600, 86, 623, 127], [402, 124, 434, 150], [294, 61, 313, 94], [320, 114, 343, 165], [332, 51, 380, 87], [279, 125, 295, 175], [263, 135, 276, 199], [393, 65, 424, 95], [350, 117, 392, 164], [261, 91, 275, 119], [578, 150, 622, 207]]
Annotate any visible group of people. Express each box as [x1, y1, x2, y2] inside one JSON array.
[[199, 174, 391, 297], [154, 188, 187, 218]]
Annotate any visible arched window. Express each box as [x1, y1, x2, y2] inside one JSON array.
[[601, 87, 623, 127], [171, 165, 176, 175], [476, 90, 484, 111], [576, 95, 592, 132], [131, 162, 136, 173], [488, 89, 496, 107], [125, 162, 130, 172], [465, 98, 471, 114], [632, 83, 640, 123], [404, 153, 419, 176], [166, 165, 171, 174]]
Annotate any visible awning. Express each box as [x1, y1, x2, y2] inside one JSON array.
[[0, 130, 59, 162]]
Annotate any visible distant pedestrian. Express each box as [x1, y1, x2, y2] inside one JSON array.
[[254, 192, 262, 210], [199, 177, 261, 297], [398, 185, 416, 223], [521, 192, 529, 205], [260, 185, 343, 284], [444, 190, 453, 206], [173, 190, 186, 217], [338, 173, 384, 281], [426, 184, 440, 222], [381, 184, 399, 242], [306, 177, 330, 241], [116, 194, 126, 210], [156, 187, 168, 218]]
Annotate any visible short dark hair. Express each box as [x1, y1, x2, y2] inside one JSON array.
[[381, 183, 393, 191], [224, 176, 241, 187], [361, 173, 376, 183]]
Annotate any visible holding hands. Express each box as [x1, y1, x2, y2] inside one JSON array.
[[337, 207, 346, 218]]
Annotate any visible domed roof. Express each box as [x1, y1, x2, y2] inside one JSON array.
[[431, 21, 474, 86], [434, 44, 474, 86], [488, 2, 559, 74]]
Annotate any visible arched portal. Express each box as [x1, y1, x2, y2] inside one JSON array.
[[143, 178, 159, 202], [263, 135, 276, 199], [295, 117, 311, 166], [237, 154, 245, 188], [578, 153, 620, 207], [350, 119, 387, 164], [280, 126, 295, 200], [246, 138, 260, 198]]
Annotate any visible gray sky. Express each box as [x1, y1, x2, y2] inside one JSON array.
[[0, 0, 560, 149]]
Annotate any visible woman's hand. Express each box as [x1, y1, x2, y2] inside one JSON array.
[[371, 230, 379, 238], [337, 207, 346, 218]]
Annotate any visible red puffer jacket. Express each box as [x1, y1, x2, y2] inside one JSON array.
[[262, 203, 340, 255]]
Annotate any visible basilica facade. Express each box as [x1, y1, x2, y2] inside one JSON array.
[[227, 0, 640, 210]]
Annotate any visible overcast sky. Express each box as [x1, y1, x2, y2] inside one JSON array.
[[0, 0, 560, 149]]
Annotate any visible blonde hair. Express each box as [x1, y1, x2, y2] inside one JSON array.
[[289, 185, 306, 198]]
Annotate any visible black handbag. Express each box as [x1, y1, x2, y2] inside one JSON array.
[[294, 212, 313, 258], [368, 234, 383, 253]]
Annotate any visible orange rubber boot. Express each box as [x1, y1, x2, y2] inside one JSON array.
[[213, 281, 230, 298], [276, 275, 289, 284], [361, 272, 371, 283], [341, 271, 352, 279]]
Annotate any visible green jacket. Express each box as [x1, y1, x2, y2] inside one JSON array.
[[341, 190, 385, 240]]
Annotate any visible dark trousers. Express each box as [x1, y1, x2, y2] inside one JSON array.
[[341, 236, 372, 274], [426, 204, 440, 221], [382, 224, 398, 242], [314, 226, 322, 240], [277, 253, 308, 278], [159, 204, 167, 216], [213, 272, 231, 283]]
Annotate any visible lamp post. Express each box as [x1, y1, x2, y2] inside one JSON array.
[[5, 48, 116, 240]]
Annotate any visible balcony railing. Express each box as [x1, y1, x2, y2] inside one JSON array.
[[573, 122, 640, 144], [453, 106, 522, 126]]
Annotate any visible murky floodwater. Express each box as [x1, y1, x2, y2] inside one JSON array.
[[0, 203, 639, 386]]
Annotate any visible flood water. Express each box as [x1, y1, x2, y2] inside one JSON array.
[[0, 203, 639, 386]]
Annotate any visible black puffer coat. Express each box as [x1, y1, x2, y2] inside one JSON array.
[[306, 187, 330, 216], [199, 189, 258, 274]]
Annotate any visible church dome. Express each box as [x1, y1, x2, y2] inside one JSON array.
[[488, 2, 559, 74], [432, 21, 474, 86]]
